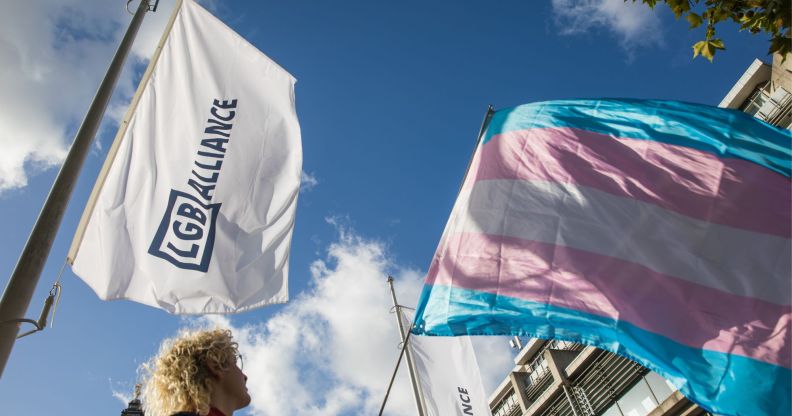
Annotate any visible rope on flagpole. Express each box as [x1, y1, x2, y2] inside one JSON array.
[[386, 277, 426, 416], [378, 326, 414, 416], [4, 261, 65, 339], [47, 260, 66, 329], [388, 305, 415, 313]]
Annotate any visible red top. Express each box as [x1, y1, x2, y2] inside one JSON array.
[[171, 407, 227, 416], [208, 408, 227, 416]]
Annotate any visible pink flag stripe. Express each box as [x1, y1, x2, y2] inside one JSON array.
[[466, 127, 790, 238], [427, 231, 791, 368], [448, 179, 790, 305]]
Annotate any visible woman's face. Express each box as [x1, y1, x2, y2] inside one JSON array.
[[216, 353, 251, 410]]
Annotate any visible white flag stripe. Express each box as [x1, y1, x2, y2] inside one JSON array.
[[402, 310, 492, 416], [448, 179, 790, 304], [70, 0, 301, 314]]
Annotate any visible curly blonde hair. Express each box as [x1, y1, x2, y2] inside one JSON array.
[[141, 328, 239, 416]]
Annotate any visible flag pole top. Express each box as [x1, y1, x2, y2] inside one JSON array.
[[127, 0, 159, 15]]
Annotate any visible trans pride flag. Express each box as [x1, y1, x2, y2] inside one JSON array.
[[412, 99, 791, 416]]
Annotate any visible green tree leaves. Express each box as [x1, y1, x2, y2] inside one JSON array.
[[693, 38, 726, 61], [631, 0, 791, 61], [686, 13, 704, 28]]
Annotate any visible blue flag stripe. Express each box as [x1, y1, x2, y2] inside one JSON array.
[[484, 99, 792, 177], [412, 284, 792, 416]]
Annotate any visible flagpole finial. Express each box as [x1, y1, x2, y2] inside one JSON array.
[[126, 0, 159, 15], [386, 275, 394, 284]]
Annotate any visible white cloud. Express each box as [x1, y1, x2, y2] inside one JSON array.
[[300, 170, 319, 192], [177, 226, 514, 415], [109, 377, 133, 406], [470, 337, 516, 398], [0, 0, 174, 194], [551, 0, 663, 55]]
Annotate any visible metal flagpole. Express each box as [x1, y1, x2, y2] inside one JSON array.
[[386, 276, 426, 416], [68, 0, 184, 262], [457, 105, 494, 196], [0, 0, 157, 378], [378, 327, 413, 416], [380, 107, 494, 414]]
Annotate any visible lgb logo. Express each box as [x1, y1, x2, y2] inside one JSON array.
[[148, 190, 221, 272], [148, 97, 236, 272]]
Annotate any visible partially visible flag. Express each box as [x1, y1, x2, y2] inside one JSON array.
[[411, 99, 791, 416], [402, 310, 491, 416], [68, 0, 301, 314]]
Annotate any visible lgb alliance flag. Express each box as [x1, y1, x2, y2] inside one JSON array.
[[67, 0, 301, 314], [401, 310, 491, 416], [411, 99, 791, 416]]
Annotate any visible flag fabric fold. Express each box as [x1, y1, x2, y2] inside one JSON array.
[[69, 0, 301, 314], [411, 99, 791, 416]]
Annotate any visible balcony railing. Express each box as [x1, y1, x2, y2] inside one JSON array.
[[523, 339, 585, 400], [524, 369, 554, 403], [570, 351, 647, 415], [493, 391, 521, 416]]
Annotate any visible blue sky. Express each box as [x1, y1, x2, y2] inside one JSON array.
[[0, 0, 773, 415]]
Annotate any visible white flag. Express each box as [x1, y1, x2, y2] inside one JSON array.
[[68, 0, 301, 314], [402, 310, 492, 416]]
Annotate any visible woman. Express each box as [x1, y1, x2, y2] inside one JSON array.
[[142, 328, 251, 416]]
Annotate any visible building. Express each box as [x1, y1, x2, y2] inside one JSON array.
[[487, 53, 791, 416], [719, 54, 792, 129], [487, 339, 707, 416], [120, 385, 145, 416]]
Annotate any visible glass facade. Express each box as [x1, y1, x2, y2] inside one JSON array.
[[740, 82, 792, 127], [599, 371, 676, 416], [741, 82, 770, 116], [488, 340, 712, 416]]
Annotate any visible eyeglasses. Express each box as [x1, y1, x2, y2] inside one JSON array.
[[235, 352, 244, 370]]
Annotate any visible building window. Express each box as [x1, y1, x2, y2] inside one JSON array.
[[546, 339, 585, 352], [523, 350, 554, 404], [493, 391, 520, 416], [524, 339, 584, 389], [740, 82, 792, 126], [741, 82, 770, 117], [527, 355, 551, 386], [643, 372, 675, 404], [598, 371, 675, 416]]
